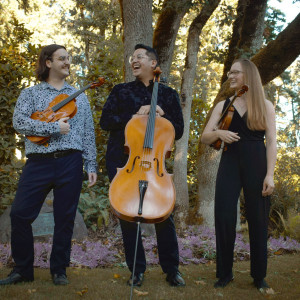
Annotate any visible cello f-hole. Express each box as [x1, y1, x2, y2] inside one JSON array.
[[126, 156, 140, 173], [153, 158, 163, 177]]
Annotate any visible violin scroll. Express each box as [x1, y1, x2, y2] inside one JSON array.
[[153, 67, 162, 82], [90, 77, 106, 89], [236, 85, 248, 97]]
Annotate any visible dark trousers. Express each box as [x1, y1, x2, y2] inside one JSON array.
[[215, 142, 270, 280], [106, 160, 179, 275], [10, 151, 83, 280], [119, 216, 179, 275]]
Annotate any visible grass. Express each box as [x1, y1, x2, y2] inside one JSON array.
[[0, 253, 299, 299]]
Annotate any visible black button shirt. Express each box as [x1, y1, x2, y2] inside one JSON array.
[[100, 79, 184, 167]]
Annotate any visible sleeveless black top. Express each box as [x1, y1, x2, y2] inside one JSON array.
[[223, 98, 265, 142]]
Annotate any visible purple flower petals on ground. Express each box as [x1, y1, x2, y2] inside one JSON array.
[[0, 226, 299, 268]]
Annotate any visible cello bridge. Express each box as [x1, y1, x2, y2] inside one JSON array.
[[140, 161, 151, 171]]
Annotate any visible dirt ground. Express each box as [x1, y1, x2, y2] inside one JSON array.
[[0, 253, 299, 299]]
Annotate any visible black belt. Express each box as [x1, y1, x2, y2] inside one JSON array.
[[27, 149, 81, 159]]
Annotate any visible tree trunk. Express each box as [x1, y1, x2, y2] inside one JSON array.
[[153, 0, 192, 79], [119, 0, 153, 82], [237, 0, 267, 55], [173, 0, 221, 228], [221, 0, 267, 84]]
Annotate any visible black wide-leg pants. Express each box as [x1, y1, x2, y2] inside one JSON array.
[[10, 151, 83, 280], [119, 215, 179, 275], [215, 141, 270, 280]]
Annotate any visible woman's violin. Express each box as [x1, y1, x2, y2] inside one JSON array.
[[211, 85, 248, 151], [109, 67, 175, 224], [27, 77, 105, 145]]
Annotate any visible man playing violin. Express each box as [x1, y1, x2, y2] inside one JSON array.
[[0, 44, 97, 286], [100, 44, 185, 287]]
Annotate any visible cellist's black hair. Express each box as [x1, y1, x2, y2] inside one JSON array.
[[134, 44, 159, 65], [36, 44, 66, 81]]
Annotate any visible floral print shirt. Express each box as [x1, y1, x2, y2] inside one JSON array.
[[13, 81, 97, 173]]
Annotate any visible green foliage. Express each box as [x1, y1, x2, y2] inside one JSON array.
[[0, 18, 40, 212], [0, 0, 299, 237], [188, 96, 210, 202], [269, 147, 300, 236], [264, 6, 286, 44], [287, 214, 300, 241], [77, 183, 110, 231]]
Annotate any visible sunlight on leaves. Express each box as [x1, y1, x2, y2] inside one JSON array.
[[194, 280, 206, 285], [260, 287, 276, 297], [236, 269, 250, 273], [274, 248, 284, 255], [76, 287, 88, 296], [134, 289, 149, 296], [266, 288, 276, 295]]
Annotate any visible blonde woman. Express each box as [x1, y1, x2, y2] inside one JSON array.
[[201, 59, 277, 290]]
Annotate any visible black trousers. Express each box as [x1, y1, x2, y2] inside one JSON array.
[[119, 216, 179, 275], [10, 151, 83, 280], [215, 141, 270, 280], [107, 160, 179, 275]]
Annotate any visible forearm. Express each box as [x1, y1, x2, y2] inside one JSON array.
[[201, 130, 221, 145], [266, 140, 277, 177]]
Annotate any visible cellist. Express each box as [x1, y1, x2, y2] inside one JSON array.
[[100, 44, 185, 287], [0, 44, 97, 286]]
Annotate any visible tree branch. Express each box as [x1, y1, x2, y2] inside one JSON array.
[[253, 13, 300, 85]]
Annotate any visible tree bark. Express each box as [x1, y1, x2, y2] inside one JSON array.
[[237, 0, 267, 55], [119, 0, 153, 82], [221, 0, 268, 84], [153, 0, 192, 79], [173, 0, 221, 227], [253, 13, 300, 85]]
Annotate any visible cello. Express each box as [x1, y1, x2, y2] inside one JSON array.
[[109, 67, 175, 224], [27, 77, 105, 145], [211, 84, 248, 151], [109, 67, 176, 299]]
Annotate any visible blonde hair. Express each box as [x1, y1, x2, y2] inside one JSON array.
[[233, 58, 267, 131]]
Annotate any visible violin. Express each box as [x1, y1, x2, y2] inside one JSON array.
[[211, 85, 248, 151], [109, 67, 175, 224], [26, 77, 105, 145]]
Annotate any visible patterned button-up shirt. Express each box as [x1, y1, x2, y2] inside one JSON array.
[[100, 79, 184, 165], [13, 81, 97, 173]]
